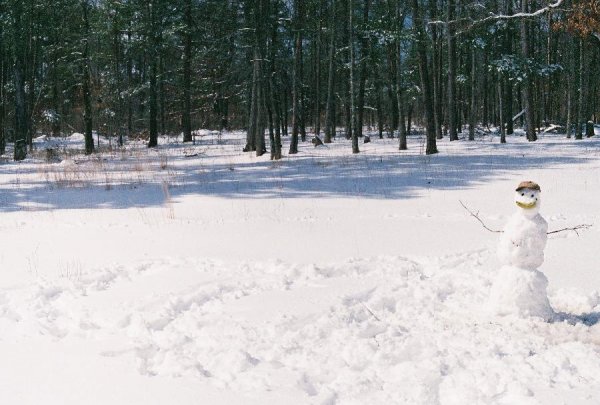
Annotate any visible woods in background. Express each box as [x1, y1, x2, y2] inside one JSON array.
[[0, 0, 598, 161]]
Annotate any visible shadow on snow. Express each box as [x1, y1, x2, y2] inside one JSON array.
[[0, 146, 587, 212]]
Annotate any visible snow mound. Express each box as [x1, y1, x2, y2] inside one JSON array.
[[1, 252, 599, 403], [488, 265, 553, 320], [67, 132, 86, 143]]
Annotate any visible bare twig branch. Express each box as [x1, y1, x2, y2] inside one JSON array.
[[361, 303, 409, 337], [547, 224, 592, 236], [361, 303, 382, 322], [459, 200, 503, 233]]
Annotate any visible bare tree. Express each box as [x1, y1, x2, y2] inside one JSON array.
[[289, 0, 304, 154], [447, 0, 458, 141], [411, 0, 437, 155], [182, 0, 193, 143], [520, 0, 537, 142], [349, 0, 359, 153], [324, 0, 336, 144]]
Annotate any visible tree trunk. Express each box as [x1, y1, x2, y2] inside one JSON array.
[[544, 13, 551, 125], [375, 74, 383, 139], [245, 50, 258, 152], [12, 0, 27, 161], [289, 0, 303, 154], [520, 0, 536, 142], [482, 52, 489, 127], [344, 76, 351, 139], [385, 48, 398, 138], [324, 0, 336, 144], [503, 0, 514, 135], [355, 0, 370, 140], [51, 65, 61, 137], [269, 14, 282, 160], [407, 103, 413, 135], [447, 0, 458, 141], [126, 26, 133, 137], [26, 0, 37, 150], [245, 0, 267, 156], [82, 0, 94, 154], [0, 17, 5, 155], [282, 82, 288, 136], [411, 0, 437, 154], [159, 52, 165, 135], [575, 38, 584, 140], [255, 45, 266, 157], [469, 44, 476, 141], [498, 81, 506, 143], [429, 0, 442, 140], [566, 64, 572, 139], [396, 21, 407, 150], [388, 0, 406, 149], [182, 0, 193, 142], [110, 13, 123, 146], [314, 1, 323, 138], [586, 120, 594, 137], [349, 0, 359, 153], [147, 0, 159, 148]]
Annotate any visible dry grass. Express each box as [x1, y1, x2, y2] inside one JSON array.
[[36, 144, 183, 192], [159, 153, 169, 170], [162, 181, 175, 220]]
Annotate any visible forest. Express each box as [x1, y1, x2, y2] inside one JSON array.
[[0, 0, 597, 160]]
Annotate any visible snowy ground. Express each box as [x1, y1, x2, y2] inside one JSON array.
[[0, 129, 599, 404]]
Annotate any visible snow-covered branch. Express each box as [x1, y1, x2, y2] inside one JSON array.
[[476, 0, 564, 22], [430, 0, 565, 34]]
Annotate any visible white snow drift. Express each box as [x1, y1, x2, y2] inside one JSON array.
[[0, 130, 599, 404]]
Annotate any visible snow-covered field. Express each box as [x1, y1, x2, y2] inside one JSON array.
[[0, 130, 599, 404]]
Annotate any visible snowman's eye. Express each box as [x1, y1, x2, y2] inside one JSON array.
[[521, 193, 524, 196], [531, 194, 534, 198]]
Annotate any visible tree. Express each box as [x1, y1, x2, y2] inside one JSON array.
[[82, 0, 94, 154], [393, 2, 407, 150], [355, 0, 370, 141], [268, 1, 283, 160], [10, 0, 28, 161], [0, 0, 6, 155], [146, 0, 160, 148], [520, 0, 537, 142], [0, 0, 595, 162], [323, 0, 336, 144], [348, 0, 359, 153], [447, 0, 458, 141], [289, 0, 304, 154], [411, 0, 437, 155], [181, 0, 193, 143], [556, 0, 600, 139]]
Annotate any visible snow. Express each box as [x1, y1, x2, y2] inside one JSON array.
[[1, 130, 600, 404], [488, 266, 553, 319]]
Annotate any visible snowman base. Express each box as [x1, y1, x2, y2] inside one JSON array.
[[488, 265, 554, 320]]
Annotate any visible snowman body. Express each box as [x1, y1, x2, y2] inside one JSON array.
[[489, 184, 554, 320], [497, 209, 548, 270]]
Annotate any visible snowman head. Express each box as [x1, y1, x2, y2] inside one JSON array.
[[514, 181, 541, 217]]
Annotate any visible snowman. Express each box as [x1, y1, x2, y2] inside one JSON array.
[[488, 181, 554, 320]]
